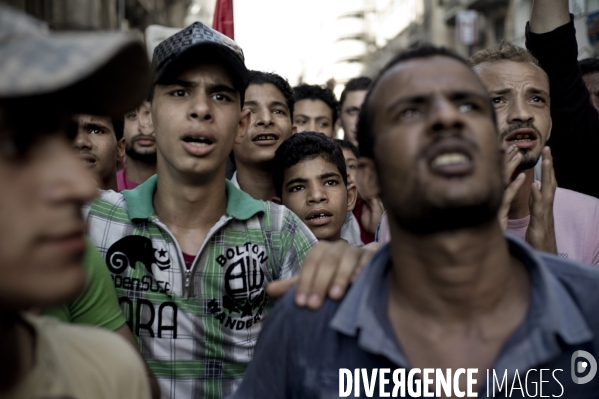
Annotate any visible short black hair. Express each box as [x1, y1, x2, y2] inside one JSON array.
[[248, 71, 294, 119], [112, 116, 124, 141], [357, 46, 478, 159], [272, 131, 347, 198], [339, 77, 372, 108], [579, 58, 599, 76], [293, 84, 339, 122], [336, 139, 359, 158]]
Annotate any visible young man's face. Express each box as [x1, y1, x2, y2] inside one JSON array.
[[281, 157, 354, 241], [293, 99, 335, 137], [365, 56, 503, 234], [474, 60, 551, 170], [73, 115, 123, 187], [234, 83, 293, 165], [0, 114, 96, 308], [124, 101, 156, 163], [341, 147, 358, 187], [151, 62, 249, 179], [339, 90, 367, 146]]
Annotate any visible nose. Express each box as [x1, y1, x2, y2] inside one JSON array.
[[256, 107, 273, 128], [307, 182, 328, 204], [46, 138, 97, 204], [73, 127, 92, 150], [188, 92, 212, 122], [507, 96, 534, 124], [307, 120, 318, 133], [428, 96, 465, 135]]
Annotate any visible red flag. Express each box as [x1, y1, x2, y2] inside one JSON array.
[[212, 0, 234, 40]]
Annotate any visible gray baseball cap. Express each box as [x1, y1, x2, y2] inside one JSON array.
[[151, 21, 249, 95], [0, 4, 150, 116]]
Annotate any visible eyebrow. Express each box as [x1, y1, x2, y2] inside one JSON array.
[[285, 171, 342, 188], [387, 91, 489, 112], [83, 122, 109, 132], [526, 87, 550, 97], [285, 177, 308, 187], [319, 172, 341, 180], [165, 80, 237, 96]]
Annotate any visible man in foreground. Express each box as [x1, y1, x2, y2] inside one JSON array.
[[0, 4, 152, 398], [231, 47, 599, 398]]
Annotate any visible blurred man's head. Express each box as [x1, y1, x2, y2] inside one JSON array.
[[234, 71, 294, 167], [273, 132, 356, 241], [73, 115, 125, 190], [124, 101, 156, 164], [357, 46, 503, 235], [293, 84, 338, 137], [148, 23, 250, 181], [336, 139, 359, 186], [579, 58, 599, 112], [0, 3, 149, 309], [470, 41, 551, 171], [338, 77, 371, 146]]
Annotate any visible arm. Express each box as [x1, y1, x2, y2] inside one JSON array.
[[526, 2, 599, 198]]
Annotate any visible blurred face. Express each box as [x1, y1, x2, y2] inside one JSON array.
[[367, 56, 503, 234], [282, 157, 351, 241], [124, 101, 156, 164], [475, 60, 551, 171], [341, 147, 358, 186], [73, 115, 122, 187], [582, 72, 599, 112], [339, 90, 367, 146], [234, 83, 293, 165], [293, 99, 335, 137], [151, 62, 249, 180], [0, 112, 96, 309]]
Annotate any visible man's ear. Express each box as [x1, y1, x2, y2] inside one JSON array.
[[270, 196, 282, 205], [235, 108, 251, 144], [356, 157, 380, 200], [117, 137, 126, 159], [346, 183, 358, 212]]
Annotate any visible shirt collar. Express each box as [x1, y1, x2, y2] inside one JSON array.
[[330, 233, 593, 367], [123, 175, 265, 221]]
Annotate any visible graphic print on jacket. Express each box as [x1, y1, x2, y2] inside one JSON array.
[[106, 236, 171, 274]]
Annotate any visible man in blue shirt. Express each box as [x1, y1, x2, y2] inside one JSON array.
[[229, 46, 599, 398]]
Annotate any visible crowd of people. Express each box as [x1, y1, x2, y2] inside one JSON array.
[[2, 0, 599, 397]]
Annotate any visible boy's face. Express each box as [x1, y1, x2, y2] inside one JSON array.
[[281, 157, 353, 241], [234, 83, 293, 165], [151, 62, 249, 179], [293, 99, 335, 137], [73, 115, 123, 188], [341, 147, 358, 186], [0, 115, 96, 309]]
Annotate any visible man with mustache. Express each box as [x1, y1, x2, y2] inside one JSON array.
[[470, 42, 599, 265], [74, 114, 125, 191], [118, 101, 157, 191]]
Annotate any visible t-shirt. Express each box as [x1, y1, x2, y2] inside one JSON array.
[[2, 313, 150, 399], [507, 187, 599, 265], [84, 176, 317, 399], [376, 187, 599, 265], [44, 241, 126, 330], [116, 167, 141, 192], [340, 211, 363, 246]]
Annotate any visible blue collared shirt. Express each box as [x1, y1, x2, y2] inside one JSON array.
[[229, 235, 599, 398]]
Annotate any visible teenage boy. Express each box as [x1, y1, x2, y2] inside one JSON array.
[[272, 132, 357, 242], [74, 114, 125, 191], [337, 76, 371, 147], [231, 70, 295, 200], [0, 4, 151, 398], [292, 84, 338, 137], [84, 23, 353, 399], [118, 101, 156, 191]]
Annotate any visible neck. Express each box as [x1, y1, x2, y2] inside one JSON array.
[[125, 158, 157, 185], [103, 172, 118, 192], [235, 161, 276, 201], [153, 160, 227, 231], [388, 217, 528, 322], [0, 311, 34, 394], [508, 168, 534, 220]]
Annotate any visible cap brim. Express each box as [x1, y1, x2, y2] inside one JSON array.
[[0, 32, 150, 116]]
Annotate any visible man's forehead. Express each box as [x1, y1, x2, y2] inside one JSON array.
[[474, 60, 549, 90], [374, 56, 487, 102], [295, 99, 332, 117], [171, 63, 235, 86], [246, 83, 286, 103]]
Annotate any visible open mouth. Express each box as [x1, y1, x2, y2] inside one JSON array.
[[305, 209, 334, 226], [431, 152, 469, 168], [252, 133, 279, 142], [183, 136, 213, 147], [505, 129, 538, 143], [425, 138, 475, 177], [77, 154, 97, 165]]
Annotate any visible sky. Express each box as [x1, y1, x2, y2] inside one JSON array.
[[233, 0, 339, 86]]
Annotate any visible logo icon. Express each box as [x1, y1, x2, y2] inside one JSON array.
[[106, 236, 171, 274], [571, 350, 597, 384]]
